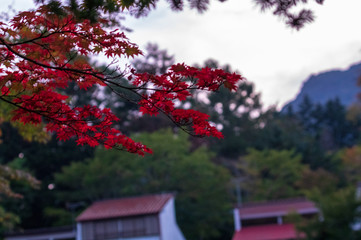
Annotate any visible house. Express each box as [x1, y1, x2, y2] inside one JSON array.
[[5, 193, 185, 240], [76, 193, 185, 240], [232, 198, 319, 240]]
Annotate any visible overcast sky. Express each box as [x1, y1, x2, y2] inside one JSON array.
[[3, 0, 361, 108]]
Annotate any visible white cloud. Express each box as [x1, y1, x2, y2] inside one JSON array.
[[125, 0, 361, 108]]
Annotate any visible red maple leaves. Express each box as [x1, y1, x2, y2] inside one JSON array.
[[0, 6, 244, 155]]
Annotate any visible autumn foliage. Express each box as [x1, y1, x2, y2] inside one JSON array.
[[0, 6, 243, 155]]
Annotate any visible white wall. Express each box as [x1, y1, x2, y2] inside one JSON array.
[[76, 223, 82, 240], [233, 208, 241, 231], [159, 198, 186, 240]]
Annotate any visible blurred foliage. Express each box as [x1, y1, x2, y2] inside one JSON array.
[[43, 207, 73, 227], [0, 160, 39, 234], [0, 165, 39, 199], [338, 145, 361, 185], [132, 43, 175, 75], [0, 207, 20, 234], [34, 0, 325, 29], [297, 168, 339, 195], [240, 149, 307, 201], [297, 187, 361, 240], [34, 0, 227, 23], [253, 0, 325, 30], [0, 122, 94, 229], [0, 99, 50, 144]]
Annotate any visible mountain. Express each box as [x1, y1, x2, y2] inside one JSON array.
[[282, 62, 361, 112]]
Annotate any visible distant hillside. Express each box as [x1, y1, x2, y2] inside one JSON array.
[[282, 62, 361, 112]]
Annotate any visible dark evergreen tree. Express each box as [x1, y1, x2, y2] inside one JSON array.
[[35, 0, 325, 29], [132, 43, 175, 75], [295, 97, 359, 151], [189, 59, 263, 161], [122, 43, 176, 133], [254, 0, 325, 29]]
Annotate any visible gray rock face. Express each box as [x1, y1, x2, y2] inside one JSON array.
[[282, 62, 361, 112]]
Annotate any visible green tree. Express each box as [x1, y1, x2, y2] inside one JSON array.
[[298, 187, 361, 240], [0, 160, 39, 234], [264, 97, 359, 170], [292, 146, 361, 239], [296, 97, 358, 151], [55, 129, 232, 240], [240, 148, 307, 201], [257, 108, 328, 170], [337, 145, 361, 185], [0, 122, 94, 229]]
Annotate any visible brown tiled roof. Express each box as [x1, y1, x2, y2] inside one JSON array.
[[76, 194, 173, 222], [232, 224, 304, 240], [238, 198, 318, 219]]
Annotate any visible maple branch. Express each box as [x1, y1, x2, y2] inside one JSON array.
[[2, 37, 200, 94], [0, 95, 128, 150], [0, 37, 95, 74], [104, 81, 201, 137], [0, 6, 241, 152], [0, 37, 144, 92], [6, 31, 61, 46], [2, 38, 201, 137]]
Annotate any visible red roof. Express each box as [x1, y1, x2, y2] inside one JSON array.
[[238, 198, 318, 219], [76, 194, 173, 222], [232, 224, 303, 240]]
